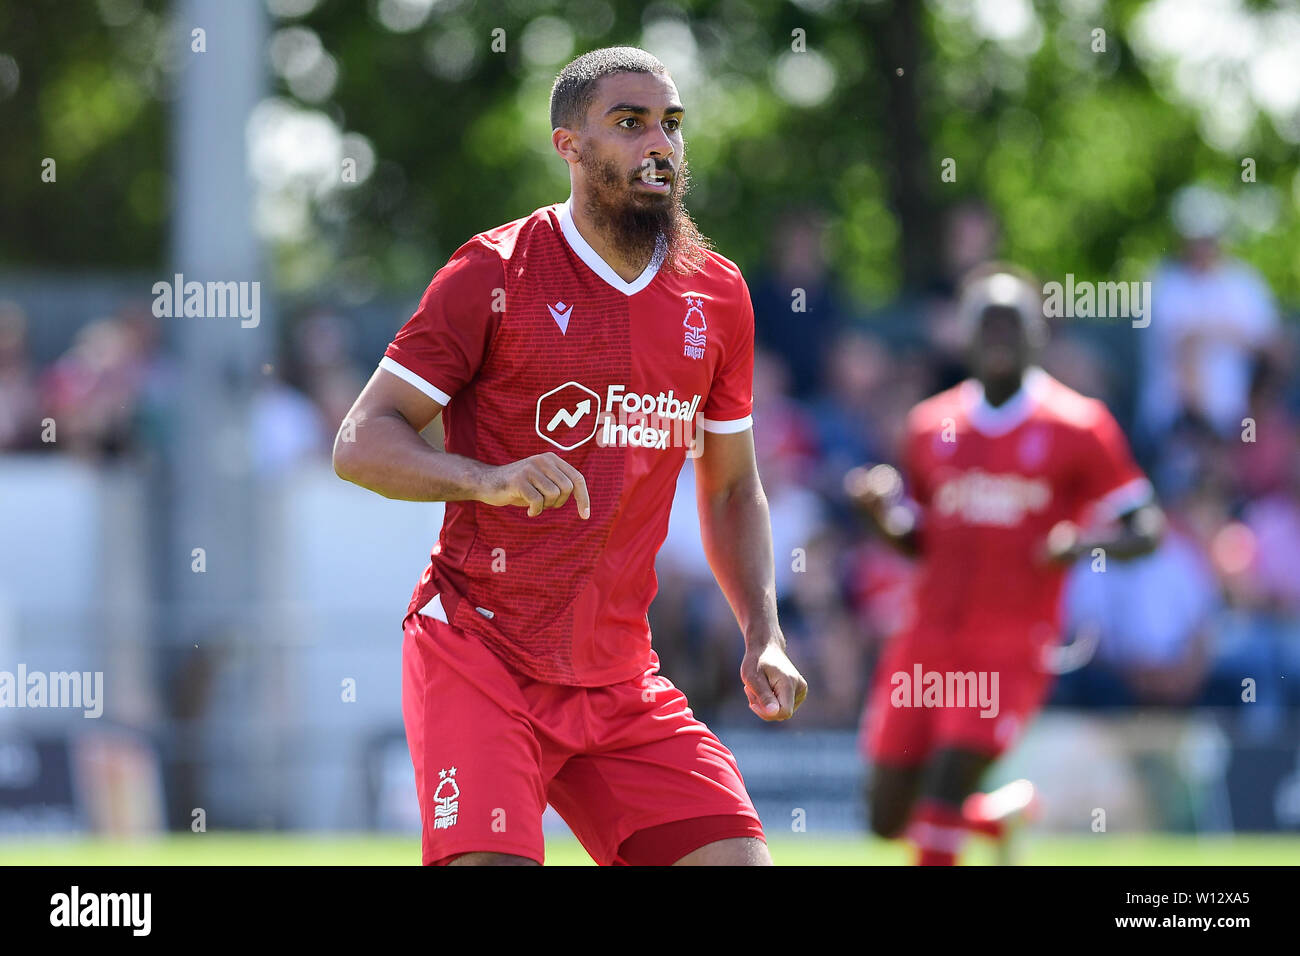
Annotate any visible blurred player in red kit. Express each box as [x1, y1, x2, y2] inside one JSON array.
[[334, 47, 806, 866], [846, 264, 1163, 865]]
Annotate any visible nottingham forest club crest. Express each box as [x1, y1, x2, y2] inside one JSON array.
[[432, 767, 459, 830], [681, 293, 709, 360]]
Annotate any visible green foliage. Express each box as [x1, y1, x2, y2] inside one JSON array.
[[4, 0, 1296, 305], [0, 0, 169, 270]]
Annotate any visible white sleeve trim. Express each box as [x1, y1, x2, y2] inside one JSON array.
[[379, 356, 453, 406], [1093, 476, 1154, 519], [699, 414, 753, 434]]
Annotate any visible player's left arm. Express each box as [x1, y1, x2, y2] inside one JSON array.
[[694, 427, 808, 721], [1045, 405, 1165, 564], [1045, 498, 1164, 564]]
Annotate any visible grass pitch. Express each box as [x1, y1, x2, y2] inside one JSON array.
[[1, 833, 1296, 865]]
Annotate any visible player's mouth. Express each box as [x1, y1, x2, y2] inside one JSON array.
[[635, 167, 672, 192]]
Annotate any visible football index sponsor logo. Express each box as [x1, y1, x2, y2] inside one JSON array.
[[536, 381, 601, 450], [536, 382, 703, 454], [598, 384, 701, 451]]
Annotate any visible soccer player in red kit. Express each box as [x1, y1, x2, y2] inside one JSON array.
[[846, 264, 1164, 865], [333, 48, 807, 866]]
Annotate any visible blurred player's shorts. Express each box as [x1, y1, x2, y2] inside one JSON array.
[[860, 632, 1054, 765]]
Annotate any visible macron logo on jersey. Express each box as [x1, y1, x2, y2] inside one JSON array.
[[548, 301, 573, 334]]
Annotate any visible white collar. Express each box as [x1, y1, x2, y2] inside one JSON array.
[[964, 366, 1049, 436], [558, 195, 665, 296]]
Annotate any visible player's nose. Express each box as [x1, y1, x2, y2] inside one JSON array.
[[645, 130, 675, 160]]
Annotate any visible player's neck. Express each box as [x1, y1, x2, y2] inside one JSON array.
[[568, 196, 658, 283], [980, 371, 1025, 408]]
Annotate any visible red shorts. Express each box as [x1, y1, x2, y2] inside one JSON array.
[[860, 632, 1053, 766], [401, 611, 764, 865]]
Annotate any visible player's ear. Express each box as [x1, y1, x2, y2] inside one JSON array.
[[552, 127, 580, 165]]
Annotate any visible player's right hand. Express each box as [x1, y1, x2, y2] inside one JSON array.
[[481, 452, 591, 519], [1041, 519, 1082, 564], [844, 463, 902, 518]]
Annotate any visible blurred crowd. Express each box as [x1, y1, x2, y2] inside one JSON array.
[[655, 196, 1300, 731], [0, 300, 360, 473], [0, 301, 175, 459], [3, 194, 1297, 732]]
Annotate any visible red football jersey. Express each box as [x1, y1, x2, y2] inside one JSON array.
[[900, 367, 1151, 663], [380, 198, 755, 685]]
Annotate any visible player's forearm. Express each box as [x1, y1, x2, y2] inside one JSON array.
[[697, 473, 783, 649], [1079, 520, 1162, 560], [1074, 504, 1164, 562], [333, 412, 494, 503]]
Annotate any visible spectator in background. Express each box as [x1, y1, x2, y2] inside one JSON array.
[[780, 525, 866, 725], [1056, 520, 1217, 708], [653, 347, 825, 720], [749, 347, 824, 602], [1206, 443, 1300, 723], [809, 329, 890, 504], [810, 332, 934, 528], [1233, 352, 1299, 500], [921, 200, 1003, 392], [1150, 407, 1230, 505], [749, 206, 846, 399], [116, 303, 178, 457], [1138, 186, 1281, 446], [942, 200, 1002, 291], [817, 341, 931, 708], [1235, 450, 1300, 618], [249, 369, 326, 478], [0, 302, 41, 451], [1040, 334, 1111, 403], [35, 304, 177, 461], [249, 307, 368, 479], [41, 316, 144, 459], [292, 307, 365, 438], [1149, 460, 1295, 731]]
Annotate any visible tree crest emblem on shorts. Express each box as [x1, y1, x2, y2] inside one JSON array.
[[433, 767, 459, 830], [682, 293, 708, 360]]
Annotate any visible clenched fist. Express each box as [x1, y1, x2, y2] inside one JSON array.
[[740, 639, 808, 721]]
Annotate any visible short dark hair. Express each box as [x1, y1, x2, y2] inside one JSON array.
[[550, 47, 668, 131], [957, 261, 1047, 347]]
